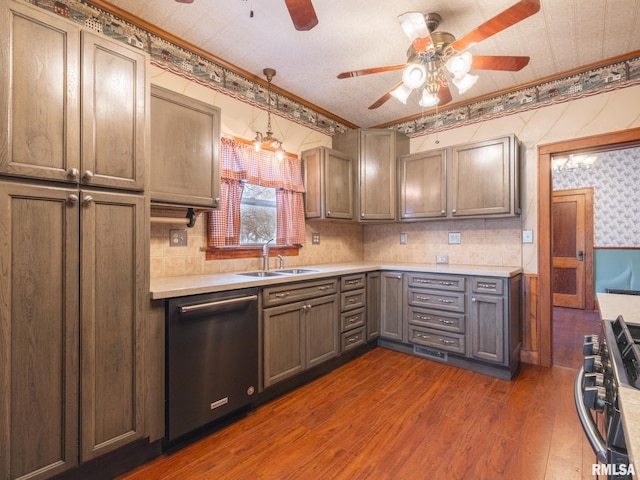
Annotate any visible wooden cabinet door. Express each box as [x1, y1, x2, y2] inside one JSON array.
[[150, 85, 221, 208], [306, 295, 339, 368], [399, 149, 447, 219], [359, 130, 396, 221], [0, 182, 80, 480], [81, 32, 147, 191], [0, 1, 80, 182], [302, 148, 322, 218], [450, 136, 511, 217], [263, 302, 306, 388], [380, 272, 405, 341], [80, 190, 146, 461], [366, 272, 381, 340], [469, 294, 505, 364], [324, 149, 354, 220]]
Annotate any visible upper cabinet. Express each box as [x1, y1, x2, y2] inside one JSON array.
[[450, 135, 520, 218], [302, 146, 354, 220], [333, 129, 409, 222], [150, 85, 221, 209], [398, 134, 521, 221], [0, 1, 147, 191]]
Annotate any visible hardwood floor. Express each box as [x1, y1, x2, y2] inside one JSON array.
[[119, 309, 600, 480]]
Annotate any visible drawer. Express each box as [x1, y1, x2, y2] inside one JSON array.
[[407, 288, 465, 313], [341, 289, 365, 311], [341, 326, 365, 352], [471, 277, 504, 295], [341, 307, 365, 332], [406, 273, 465, 292], [407, 307, 465, 334], [408, 326, 466, 355], [263, 278, 338, 307], [341, 273, 366, 291]]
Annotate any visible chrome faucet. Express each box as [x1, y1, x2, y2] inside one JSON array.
[[277, 254, 285, 270], [262, 238, 274, 271]]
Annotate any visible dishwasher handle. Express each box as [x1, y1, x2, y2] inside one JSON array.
[[179, 295, 258, 314]]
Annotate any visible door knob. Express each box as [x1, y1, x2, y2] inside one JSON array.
[[577, 250, 584, 261]]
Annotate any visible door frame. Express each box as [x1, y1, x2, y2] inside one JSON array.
[[552, 187, 594, 310], [537, 127, 640, 367]]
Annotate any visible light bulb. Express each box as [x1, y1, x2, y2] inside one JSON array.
[[390, 83, 412, 104]]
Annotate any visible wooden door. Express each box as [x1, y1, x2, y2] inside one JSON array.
[[324, 149, 354, 219], [81, 31, 148, 191], [0, 1, 81, 182], [0, 182, 80, 480], [359, 130, 396, 221], [263, 302, 306, 388], [380, 272, 404, 341], [552, 188, 594, 309], [306, 295, 339, 368], [80, 190, 146, 461], [399, 149, 447, 219], [469, 294, 505, 364]]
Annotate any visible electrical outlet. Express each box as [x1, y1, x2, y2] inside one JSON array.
[[170, 229, 187, 247], [436, 255, 449, 264], [312, 233, 320, 245], [400, 233, 408, 245], [448, 232, 462, 244], [522, 230, 534, 244]]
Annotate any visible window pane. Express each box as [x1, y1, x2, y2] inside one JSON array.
[[240, 184, 277, 244]]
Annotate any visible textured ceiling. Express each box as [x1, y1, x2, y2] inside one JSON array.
[[106, 0, 640, 128]]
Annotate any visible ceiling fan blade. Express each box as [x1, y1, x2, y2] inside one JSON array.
[[437, 84, 452, 106], [284, 0, 318, 31], [338, 65, 405, 79], [450, 0, 540, 52], [398, 12, 435, 53], [369, 82, 404, 110], [471, 55, 530, 71]]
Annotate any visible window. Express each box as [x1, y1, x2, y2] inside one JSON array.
[[206, 137, 306, 260], [240, 183, 277, 244]]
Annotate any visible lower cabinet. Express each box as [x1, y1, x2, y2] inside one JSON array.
[[0, 182, 147, 479], [366, 272, 381, 340], [262, 280, 339, 388], [380, 272, 405, 342]]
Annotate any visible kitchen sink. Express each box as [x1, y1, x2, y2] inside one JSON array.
[[277, 268, 319, 275], [238, 271, 285, 277]]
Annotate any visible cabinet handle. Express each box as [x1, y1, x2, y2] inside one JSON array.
[[441, 210, 446, 215], [67, 168, 79, 179], [440, 281, 454, 286], [416, 279, 432, 284], [477, 283, 494, 289], [472, 297, 476, 302], [361, 213, 365, 218], [67, 194, 79, 205], [416, 315, 431, 321], [452, 209, 457, 214], [416, 296, 431, 301], [318, 286, 331, 291], [440, 338, 456, 345], [416, 333, 431, 340], [438, 318, 455, 325], [302, 305, 307, 312], [345, 280, 359, 285], [83, 170, 94, 180], [437, 298, 454, 304], [82, 195, 93, 206], [274, 292, 291, 299], [327, 210, 331, 216], [214, 197, 220, 207], [348, 336, 360, 343], [348, 298, 357, 304], [348, 317, 357, 323]]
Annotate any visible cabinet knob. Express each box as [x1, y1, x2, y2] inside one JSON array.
[[67, 168, 79, 179], [327, 210, 331, 216], [82, 195, 94, 206], [214, 197, 220, 207], [361, 213, 365, 218], [472, 297, 476, 302], [67, 194, 79, 205], [83, 170, 94, 180], [452, 209, 456, 214], [441, 210, 445, 215]]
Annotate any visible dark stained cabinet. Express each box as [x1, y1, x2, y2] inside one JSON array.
[[380, 272, 405, 341], [398, 149, 447, 220]]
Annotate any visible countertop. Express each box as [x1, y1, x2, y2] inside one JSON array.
[[597, 293, 640, 476], [149, 261, 523, 300]]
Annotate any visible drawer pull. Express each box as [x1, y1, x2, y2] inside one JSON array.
[[415, 333, 431, 340], [438, 318, 455, 325], [318, 286, 332, 291], [440, 338, 456, 345], [348, 317, 358, 323], [274, 292, 291, 299], [477, 283, 495, 289], [416, 315, 431, 321], [348, 335, 360, 343], [440, 281, 454, 286], [416, 279, 432, 284], [416, 295, 431, 301], [345, 280, 360, 285], [437, 299, 454, 304], [348, 298, 357, 303]]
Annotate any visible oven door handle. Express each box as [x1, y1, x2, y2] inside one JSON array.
[[574, 367, 608, 464]]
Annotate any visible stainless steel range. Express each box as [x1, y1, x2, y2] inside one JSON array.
[[575, 315, 640, 479]]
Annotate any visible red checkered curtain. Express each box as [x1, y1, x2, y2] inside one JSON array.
[[207, 137, 305, 247]]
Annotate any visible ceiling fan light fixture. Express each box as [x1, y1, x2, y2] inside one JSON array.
[[402, 63, 427, 89], [452, 73, 478, 94], [445, 51, 473, 79], [398, 12, 430, 42], [418, 89, 438, 108], [390, 83, 413, 104]]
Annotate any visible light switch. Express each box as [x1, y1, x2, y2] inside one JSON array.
[[400, 233, 408, 245], [522, 230, 534, 243], [448, 232, 461, 244]]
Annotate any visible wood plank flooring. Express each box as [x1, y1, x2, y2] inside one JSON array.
[[119, 308, 600, 480]]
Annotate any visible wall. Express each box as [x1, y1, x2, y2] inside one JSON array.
[[362, 84, 640, 274], [149, 66, 364, 278]]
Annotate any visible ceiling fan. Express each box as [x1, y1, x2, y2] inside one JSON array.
[[337, 0, 540, 110], [174, 0, 318, 31]]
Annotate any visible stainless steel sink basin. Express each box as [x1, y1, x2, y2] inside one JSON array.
[[277, 268, 319, 275], [238, 271, 285, 277]]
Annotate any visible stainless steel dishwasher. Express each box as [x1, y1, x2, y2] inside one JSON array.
[[165, 288, 259, 446]]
